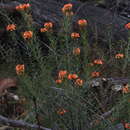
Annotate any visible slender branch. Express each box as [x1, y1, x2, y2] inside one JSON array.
[[0, 115, 51, 130], [33, 96, 41, 130]]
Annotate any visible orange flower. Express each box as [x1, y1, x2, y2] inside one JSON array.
[[16, 64, 24, 75], [58, 70, 67, 79], [71, 74, 78, 79], [68, 74, 73, 80], [62, 3, 72, 13], [6, 24, 16, 31], [125, 23, 130, 29], [55, 79, 62, 84], [57, 108, 67, 115], [40, 28, 48, 32], [77, 19, 87, 27], [93, 59, 103, 65], [73, 48, 80, 55], [122, 84, 129, 94], [44, 22, 53, 30], [16, 3, 30, 11], [124, 123, 130, 129], [23, 31, 33, 39], [71, 32, 80, 39], [115, 53, 124, 59], [68, 74, 78, 80], [91, 72, 100, 78], [75, 78, 83, 86]]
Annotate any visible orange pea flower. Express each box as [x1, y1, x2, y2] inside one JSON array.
[[6, 24, 16, 31], [55, 79, 62, 84], [23, 31, 33, 39], [93, 59, 103, 65], [125, 23, 130, 29], [62, 3, 72, 13], [124, 123, 130, 129], [115, 53, 124, 59], [91, 72, 100, 78], [40, 28, 48, 33], [122, 84, 129, 94], [77, 19, 87, 27], [68, 74, 73, 80], [71, 32, 80, 39], [16, 3, 30, 11], [44, 22, 53, 30], [16, 64, 24, 75], [73, 48, 80, 55], [57, 108, 68, 115], [58, 70, 67, 79], [68, 74, 78, 80], [72, 74, 78, 79], [75, 78, 83, 86]]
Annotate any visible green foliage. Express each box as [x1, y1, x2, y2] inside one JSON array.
[[0, 2, 130, 130]]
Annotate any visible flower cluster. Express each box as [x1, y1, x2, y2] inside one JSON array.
[[124, 123, 130, 129], [125, 23, 130, 29], [62, 3, 72, 12], [91, 72, 100, 78], [68, 74, 78, 80], [73, 48, 80, 55], [44, 22, 53, 30], [115, 53, 124, 59], [55, 70, 67, 84], [58, 70, 67, 79], [122, 84, 129, 94], [16, 64, 25, 75], [55, 70, 83, 86], [16, 3, 30, 11], [77, 19, 87, 28], [75, 78, 83, 86], [62, 3, 73, 17], [71, 32, 80, 39], [57, 108, 68, 115], [6, 24, 16, 31], [40, 22, 53, 33], [22, 31, 33, 40], [93, 59, 104, 65]]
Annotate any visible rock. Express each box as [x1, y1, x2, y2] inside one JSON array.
[[106, 123, 124, 130], [0, 0, 129, 53], [72, 2, 129, 43]]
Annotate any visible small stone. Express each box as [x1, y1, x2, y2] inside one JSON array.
[[112, 84, 123, 92], [106, 123, 124, 130]]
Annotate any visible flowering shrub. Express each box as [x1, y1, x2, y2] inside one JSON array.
[[0, 2, 129, 130]]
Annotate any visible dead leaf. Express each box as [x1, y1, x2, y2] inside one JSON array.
[[0, 78, 17, 95]]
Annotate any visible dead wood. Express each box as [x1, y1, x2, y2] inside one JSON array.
[[0, 115, 51, 130]]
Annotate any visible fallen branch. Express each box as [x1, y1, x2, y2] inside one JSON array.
[[0, 115, 51, 130], [90, 108, 114, 126]]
